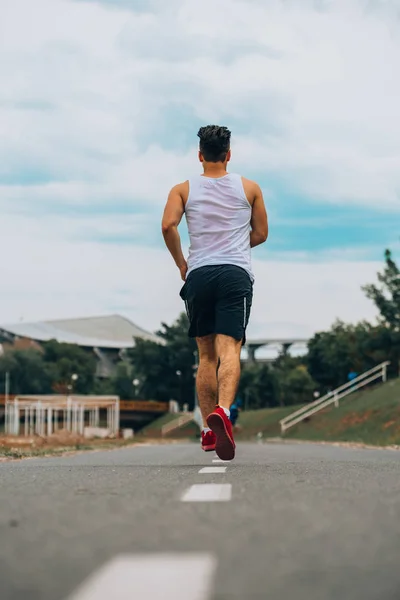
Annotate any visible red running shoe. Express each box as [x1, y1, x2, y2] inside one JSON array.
[[201, 430, 216, 452], [206, 406, 236, 461]]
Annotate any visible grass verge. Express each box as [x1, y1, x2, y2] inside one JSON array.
[[234, 405, 304, 440], [284, 378, 400, 446], [0, 437, 176, 461], [137, 379, 400, 448]]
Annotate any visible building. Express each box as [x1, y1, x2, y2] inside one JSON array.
[[0, 314, 163, 378]]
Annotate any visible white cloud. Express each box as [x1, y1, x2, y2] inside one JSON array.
[[0, 0, 398, 336], [2, 0, 400, 208]]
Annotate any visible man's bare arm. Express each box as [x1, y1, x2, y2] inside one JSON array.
[[250, 183, 268, 248], [161, 183, 187, 280]]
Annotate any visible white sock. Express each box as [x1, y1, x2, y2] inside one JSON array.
[[202, 427, 211, 434], [221, 407, 230, 418]]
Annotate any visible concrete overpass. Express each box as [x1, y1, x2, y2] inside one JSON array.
[[244, 337, 310, 362]]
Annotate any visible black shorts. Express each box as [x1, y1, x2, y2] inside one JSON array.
[[180, 265, 253, 344]]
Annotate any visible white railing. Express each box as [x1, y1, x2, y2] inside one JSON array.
[[161, 412, 194, 437], [280, 361, 390, 433]]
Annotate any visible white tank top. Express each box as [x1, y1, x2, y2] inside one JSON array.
[[185, 173, 254, 281]]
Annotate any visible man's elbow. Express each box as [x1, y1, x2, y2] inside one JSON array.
[[250, 228, 268, 249], [257, 229, 268, 244], [161, 221, 176, 236]]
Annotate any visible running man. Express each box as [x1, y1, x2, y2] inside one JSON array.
[[161, 125, 268, 460]]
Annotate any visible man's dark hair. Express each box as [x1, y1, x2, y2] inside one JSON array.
[[197, 125, 231, 163]]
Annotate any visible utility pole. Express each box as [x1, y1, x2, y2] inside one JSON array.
[[5, 371, 9, 402], [176, 370, 182, 409]]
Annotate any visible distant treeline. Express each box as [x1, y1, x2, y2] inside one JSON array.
[[0, 249, 399, 409]]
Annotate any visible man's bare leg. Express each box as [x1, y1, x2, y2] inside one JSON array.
[[196, 334, 218, 427], [205, 334, 241, 460], [215, 334, 242, 410]]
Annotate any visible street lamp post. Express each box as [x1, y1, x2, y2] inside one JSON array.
[[5, 371, 10, 402], [68, 373, 78, 394], [132, 378, 140, 398], [176, 370, 182, 409], [72, 374, 79, 432]]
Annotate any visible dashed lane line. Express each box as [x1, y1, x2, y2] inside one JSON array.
[[198, 466, 227, 474], [66, 553, 217, 600], [181, 483, 232, 502]]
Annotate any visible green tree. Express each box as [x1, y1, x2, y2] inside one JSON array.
[[92, 376, 114, 396], [157, 312, 197, 406], [0, 349, 52, 395], [239, 353, 317, 409], [307, 321, 358, 392], [362, 248, 400, 375], [307, 319, 398, 391], [42, 340, 97, 393], [238, 363, 280, 409], [362, 249, 400, 331], [109, 362, 136, 400], [127, 313, 196, 406], [359, 323, 400, 378], [278, 365, 316, 406], [127, 338, 173, 402], [273, 352, 317, 405]]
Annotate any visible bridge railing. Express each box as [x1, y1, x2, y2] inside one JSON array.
[[0, 395, 168, 413], [279, 361, 390, 433], [119, 400, 168, 413]]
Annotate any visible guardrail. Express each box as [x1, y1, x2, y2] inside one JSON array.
[[279, 361, 390, 433]]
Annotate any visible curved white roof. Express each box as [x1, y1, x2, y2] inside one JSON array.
[[0, 314, 163, 349]]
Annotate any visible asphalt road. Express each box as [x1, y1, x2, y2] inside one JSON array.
[[1, 441, 400, 600]]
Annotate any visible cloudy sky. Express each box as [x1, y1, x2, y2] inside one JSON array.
[[1, 0, 399, 342]]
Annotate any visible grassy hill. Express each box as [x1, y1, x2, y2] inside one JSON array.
[[137, 413, 178, 438], [139, 405, 304, 441], [138, 413, 198, 439], [138, 378, 400, 447], [234, 405, 304, 440], [284, 378, 400, 446]]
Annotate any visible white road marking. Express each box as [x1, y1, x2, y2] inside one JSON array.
[[199, 467, 227, 474], [66, 553, 216, 600], [181, 483, 232, 502], [212, 459, 229, 463]]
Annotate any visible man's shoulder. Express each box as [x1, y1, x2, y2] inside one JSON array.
[[169, 180, 189, 202], [240, 175, 261, 189], [240, 176, 261, 204], [170, 180, 189, 193], [171, 179, 189, 189]]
